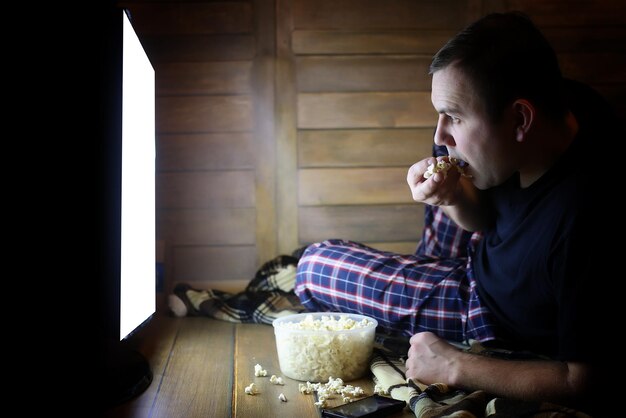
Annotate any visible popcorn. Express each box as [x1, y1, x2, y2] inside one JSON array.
[[374, 384, 389, 395], [298, 377, 366, 409], [423, 159, 451, 179], [270, 375, 285, 385], [279, 314, 371, 332], [244, 382, 259, 395], [299, 382, 312, 394], [423, 157, 470, 179], [247, 364, 288, 402], [254, 364, 268, 377], [245, 362, 367, 408], [274, 314, 377, 382], [341, 385, 364, 397]]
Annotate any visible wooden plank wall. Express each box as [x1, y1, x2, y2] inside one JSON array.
[[120, 0, 275, 293], [288, 0, 469, 256], [119, 0, 626, 296]]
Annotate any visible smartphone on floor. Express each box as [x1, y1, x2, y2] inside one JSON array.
[[320, 394, 406, 418]]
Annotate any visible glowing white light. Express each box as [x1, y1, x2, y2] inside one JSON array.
[[120, 11, 155, 340]]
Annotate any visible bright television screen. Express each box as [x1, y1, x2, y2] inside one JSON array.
[[120, 9, 155, 340]]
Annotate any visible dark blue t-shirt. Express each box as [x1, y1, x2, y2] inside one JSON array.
[[474, 156, 580, 358], [472, 80, 622, 361]]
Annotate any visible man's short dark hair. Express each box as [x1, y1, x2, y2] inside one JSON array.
[[430, 12, 567, 122]]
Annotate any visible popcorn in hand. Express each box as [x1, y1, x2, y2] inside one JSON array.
[[423, 157, 470, 179]]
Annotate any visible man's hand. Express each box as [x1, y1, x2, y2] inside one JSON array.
[[405, 331, 462, 386], [406, 331, 592, 410], [407, 157, 489, 232], [407, 157, 463, 207]]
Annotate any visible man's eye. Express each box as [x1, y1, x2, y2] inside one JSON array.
[[447, 115, 460, 123]]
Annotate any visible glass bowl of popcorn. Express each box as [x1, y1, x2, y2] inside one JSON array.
[[272, 312, 378, 382]]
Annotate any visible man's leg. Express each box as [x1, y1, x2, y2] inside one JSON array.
[[415, 205, 481, 259], [294, 239, 496, 343]]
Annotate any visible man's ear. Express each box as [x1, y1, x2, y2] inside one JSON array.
[[512, 99, 535, 142]]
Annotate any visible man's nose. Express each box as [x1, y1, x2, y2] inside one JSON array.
[[433, 120, 453, 147]]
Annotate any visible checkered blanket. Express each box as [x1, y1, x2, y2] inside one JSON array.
[[169, 250, 307, 324], [169, 251, 593, 418]]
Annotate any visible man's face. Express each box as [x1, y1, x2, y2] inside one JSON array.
[[431, 64, 517, 190]]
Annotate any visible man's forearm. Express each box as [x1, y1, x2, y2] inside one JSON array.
[[441, 179, 491, 232], [450, 351, 590, 406]]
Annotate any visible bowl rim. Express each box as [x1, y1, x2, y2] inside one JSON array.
[[272, 312, 378, 333]]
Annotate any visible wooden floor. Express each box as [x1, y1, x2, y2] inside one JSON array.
[[103, 314, 414, 418]]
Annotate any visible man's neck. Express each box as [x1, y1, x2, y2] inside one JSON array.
[[519, 111, 579, 188]]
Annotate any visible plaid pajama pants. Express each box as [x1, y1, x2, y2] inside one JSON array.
[[294, 205, 497, 343]]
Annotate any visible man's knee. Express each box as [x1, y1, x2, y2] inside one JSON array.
[[296, 239, 352, 287]]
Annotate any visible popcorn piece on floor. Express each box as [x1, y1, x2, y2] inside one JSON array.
[[254, 364, 268, 377], [314, 399, 327, 408], [341, 385, 364, 397], [299, 377, 366, 408], [374, 384, 388, 395], [299, 382, 315, 394], [244, 382, 259, 395], [270, 375, 285, 385], [278, 393, 287, 402]]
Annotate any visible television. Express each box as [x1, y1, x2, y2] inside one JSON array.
[[95, 5, 156, 409]]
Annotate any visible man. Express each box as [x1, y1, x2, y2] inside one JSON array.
[[295, 12, 621, 415]]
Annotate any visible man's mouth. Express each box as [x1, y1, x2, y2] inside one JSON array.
[[449, 157, 472, 178]]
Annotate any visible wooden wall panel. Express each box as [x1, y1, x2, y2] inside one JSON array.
[[157, 171, 255, 208], [173, 246, 257, 282], [275, 0, 302, 255], [290, 0, 456, 255], [292, 30, 455, 55], [252, 0, 279, 264], [157, 133, 254, 171], [132, 0, 275, 291], [297, 92, 437, 129], [292, 0, 468, 30], [299, 205, 424, 244], [157, 96, 252, 133], [298, 129, 434, 168], [122, 2, 253, 34], [158, 208, 256, 246], [296, 56, 432, 92], [141, 35, 256, 62], [482, 0, 626, 27], [299, 168, 413, 206], [157, 61, 252, 95]]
